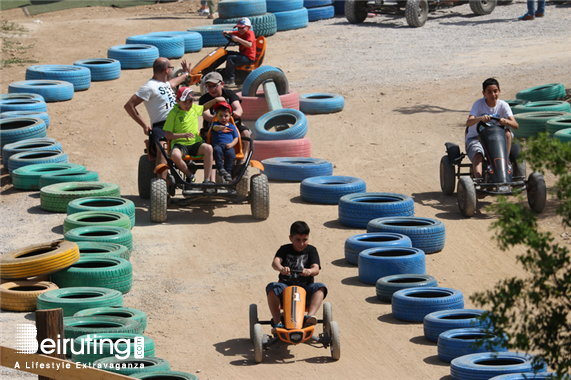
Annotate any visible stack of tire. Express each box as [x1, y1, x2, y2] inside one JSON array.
[[304, 0, 335, 22], [146, 31, 203, 54], [513, 83, 570, 138], [213, 0, 277, 38], [265, 0, 309, 31], [125, 34, 185, 60]]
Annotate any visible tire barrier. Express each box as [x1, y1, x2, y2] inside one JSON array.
[[488, 373, 563, 380], [240, 90, 299, 121], [345, 233, 412, 265], [74, 307, 147, 331], [255, 109, 307, 140], [9, 80, 74, 102], [241, 65, 289, 97], [40, 182, 121, 213], [299, 93, 345, 114], [187, 25, 238, 48], [516, 83, 566, 102], [39, 170, 99, 189], [64, 226, 133, 253], [267, 0, 303, 12], [126, 35, 184, 60], [218, 0, 267, 18], [450, 352, 547, 380], [146, 31, 203, 53], [339, 193, 415, 229], [63, 211, 132, 234], [8, 149, 68, 175], [546, 115, 571, 137], [554, 127, 571, 143], [131, 371, 200, 380], [93, 357, 170, 376], [1, 93, 45, 102], [392, 287, 464, 322], [514, 111, 571, 138], [2, 137, 60, 166], [301, 176, 366, 204], [107, 44, 159, 69], [26, 65, 91, 91], [512, 100, 571, 115], [68, 197, 135, 228], [74, 58, 121, 81], [0, 97, 47, 113], [1, 111, 50, 128], [251, 138, 310, 162], [73, 333, 155, 366], [376, 274, 437, 303], [367, 216, 446, 254], [13, 164, 86, 192], [0, 117, 47, 150], [424, 309, 488, 342], [213, 13, 277, 38], [358, 247, 426, 284], [37, 287, 123, 317], [62, 316, 143, 351], [273, 7, 309, 31], [76, 242, 130, 261], [261, 157, 332, 181], [0, 280, 58, 311], [438, 328, 507, 363], [307, 5, 335, 21]]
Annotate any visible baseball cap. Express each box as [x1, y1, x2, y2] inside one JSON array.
[[176, 87, 194, 101], [213, 101, 232, 114], [203, 71, 223, 84], [235, 17, 252, 28]]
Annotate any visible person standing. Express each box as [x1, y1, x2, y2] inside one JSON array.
[[519, 0, 545, 20]]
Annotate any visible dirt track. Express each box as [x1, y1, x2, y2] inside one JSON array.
[[1, 1, 571, 379]]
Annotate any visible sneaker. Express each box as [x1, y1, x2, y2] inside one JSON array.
[[535, 11, 543, 17], [198, 9, 210, 16], [305, 315, 317, 326], [208, 12, 217, 19], [203, 179, 216, 194], [518, 13, 534, 20], [219, 169, 231, 183], [271, 322, 284, 335], [184, 174, 195, 190]]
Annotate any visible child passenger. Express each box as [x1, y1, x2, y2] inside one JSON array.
[[211, 102, 239, 182]]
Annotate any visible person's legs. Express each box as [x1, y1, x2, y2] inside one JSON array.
[[472, 153, 484, 179], [207, 0, 216, 14], [223, 148, 236, 174], [527, 0, 535, 14], [266, 283, 286, 327], [212, 144, 224, 171], [225, 52, 253, 84], [240, 129, 251, 164], [170, 149, 191, 177], [505, 129, 512, 158], [304, 283, 328, 325], [536, 0, 545, 15], [150, 127, 168, 180], [307, 289, 325, 318], [197, 143, 214, 180]]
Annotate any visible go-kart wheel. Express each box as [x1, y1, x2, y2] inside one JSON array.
[[527, 172, 546, 213], [513, 159, 526, 180], [138, 155, 154, 199], [150, 178, 168, 223], [405, 0, 428, 28], [250, 174, 269, 220], [470, 0, 496, 15], [323, 302, 332, 336], [329, 321, 341, 360], [345, 0, 368, 24], [253, 323, 263, 363], [237, 173, 249, 197], [440, 155, 456, 195], [457, 176, 476, 217], [249, 304, 258, 342]]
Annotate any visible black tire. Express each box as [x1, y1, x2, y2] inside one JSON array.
[[126, 35, 184, 60], [338, 192, 415, 229], [323, 302, 332, 335], [301, 176, 366, 205], [253, 323, 263, 363], [74, 334, 155, 365], [40, 182, 121, 213], [440, 155, 456, 195], [241, 66, 289, 97], [67, 197, 135, 228], [76, 242, 130, 261], [8, 149, 68, 175], [527, 172, 546, 213], [64, 226, 133, 253], [469, 0, 496, 15], [516, 83, 566, 102], [457, 176, 476, 217], [74, 306, 147, 331], [262, 157, 332, 181], [423, 309, 487, 342], [26, 64, 91, 92], [74, 58, 121, 82], [150, 178, 168, 223], [345, 0, 368, 24], [107, 44, 160, 70], [92, 357, 170, 375], [376, 274, 438, 303], [250, 174, 270, 220], [249, 304, 258, 342], [37, 287, 123, 317], [345, 232, 412, 265], [450, 352, 546, 380], [392, 287, 464, 322], [131, 371, 199, 380], [405, 0, 428, 28], [255, 109, 308, 141], [497, 0, 513, 4], [330, 321, 341, 360], [9, 80, 74, 102], [0, 117, 47, 150], [237, 169, 249, 197], [367, 216, 446, 254], [438, 328, 508, 363], [358, 247, 426, 285], [138, 155, 155, 200], [299, 93, 345, 114]]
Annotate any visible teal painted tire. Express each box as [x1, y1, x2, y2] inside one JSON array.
[[554, 127, 571, 143], [512, 100, 571, 115], [2, 137, 59, 166], [131, 371, 200, 379], [37, 287, 123, 317], [67, 197, 135, 228], [74, 307, 147, 331], [546, 116, 571, 137], [514, 111, 571, 138], [63, 211, 132, 234], [72, 334, 155, 365], [76, 242, 130, 261], [64, 226, 133, 252], [38, 170, 99, 189], [8, 149, 68, 176], [93, 357, 170, 376], [12, 163, 83, 191], [40, 182, 121, 213], [516, 83, 566, 102]]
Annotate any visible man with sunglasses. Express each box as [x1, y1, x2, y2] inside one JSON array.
[[198, 71, 250, 163], [124, 57, 191, 180]]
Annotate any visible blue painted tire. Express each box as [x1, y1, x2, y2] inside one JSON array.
[[39, 170, 99, 189], [273, 8, 309, 31], [358, 247, 425, 284], [213, 13, 277, 38], [0, 94, 47, 113], [333, 0, 345, 14], [304, 0, 333, 7], [218, 0, 267, 18], [392, 287, 464, 322], [438, 328, 508, 363], [307, 5, 335, 20], [345, 233, 412, 265], [516, 83, 566, 102], [424, 309, 488, 342], [107, 45, 159, 69], [126, 35, 184, 60], [255, 109, 307, 140], [187, 25, 237, 48], [73, 58, 121, 82], [450, 352, 547, 380], [261, 157, 332, 181], [68, 197, 136, 229], [65, 226, 133, 253], [1, 111, 50, 128], [26, 65, 91, 91], [9, 80, 74, 102], [267, 0, 303, 12], [367, 216, 445, 254], [376, 274, 437, 302], [301, 176, 366, 204], [299, 93, 345, 114], [242, 65, 289, 97], [490, 373, 565, 380], [0, 117, 47, 150], [2, 137, 61, 166], [146, 31, 203, 53], [554, 127, 571, 143], [513, 100, 571, 115], [9, 150, 68, 175], [338, 193, 415, 229]]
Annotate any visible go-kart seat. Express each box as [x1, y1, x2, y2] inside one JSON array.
[[235, 36, 266, 73]]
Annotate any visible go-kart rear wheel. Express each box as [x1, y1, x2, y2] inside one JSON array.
[[250, 174, 269, 220], [345, 0, 368, 24], [323, 302, 332, 336], [405, 0, 428, 28], [253, 323, 263, 363], [150, 178, 168, 223], [457, 176, 476, 217], [249, 304, 258, 342], [237, 168, 249, 197], [527, 172, 546, 213], [513, 159, 526, 180], [470, 0, 496, 15], [330, 321, 341, 360], [138, 155, 155, 199], [440, 155, 456, 195]]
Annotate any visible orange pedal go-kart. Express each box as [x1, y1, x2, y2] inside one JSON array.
[[173, 34, 266, 92], [249, 271, 340, 363]]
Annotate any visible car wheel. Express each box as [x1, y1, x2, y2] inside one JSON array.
[[527, 172, 546, 213], [405, 0, 428, 28], [440, 155, 456, 195], [150, 178, 167, 223], [457, 176, 476, 217]]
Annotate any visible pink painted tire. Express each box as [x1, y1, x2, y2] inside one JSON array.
[[251, 138, 311, 162], [239, 90, 299, 121]]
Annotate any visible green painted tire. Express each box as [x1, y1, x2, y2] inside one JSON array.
[[11, 163, 84, 191], [63, 211, 132, 234], [37, 287, 123, 317], [64, 226, 133, 252], [554, 128, 571, 143], [504, 99, 527, 112], [39, 170, 99, 189], [50, 256, 132, 294], [516, 83, 566, 102], [131, 371, 200, 379], [514, 111, 571, 138], [93, 356, 170, 375], [40, 182, 120, 213], [513, 100, 571, 115], [546, 116, 571, 137], [74, 306, 147, 331], [72, 334, 155, 366], [67, 197, 135, 228], [76, 242, 130, 261]]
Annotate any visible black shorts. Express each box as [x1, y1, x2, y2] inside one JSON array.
[[172, 142, 204, 158], [149, 121, 167, 156]]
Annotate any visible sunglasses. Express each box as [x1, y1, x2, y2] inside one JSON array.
[[205, 81, 221, 89]]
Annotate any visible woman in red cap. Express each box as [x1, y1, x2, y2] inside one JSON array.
[[222, 17, 256, 85]]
